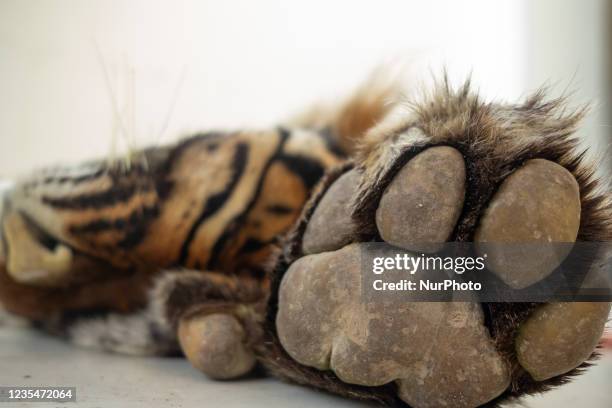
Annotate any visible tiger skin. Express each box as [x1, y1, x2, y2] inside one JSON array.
[[0, 128, 343, 319], [0, 76, 610, 407]]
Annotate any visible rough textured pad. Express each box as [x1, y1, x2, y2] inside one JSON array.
[[178, 313, 256, 380], [376, 147, 465, 253], [475, 159, 581, 289], [516, 302, 611, 381], [277, 243, 510, 408], [302, 170, 360, 254]]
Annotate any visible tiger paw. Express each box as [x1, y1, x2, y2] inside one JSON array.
[[267, 86, 611, 408]]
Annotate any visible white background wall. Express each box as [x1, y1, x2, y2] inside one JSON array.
[[0, 0, 608, 177], [526, 0, 610, 170]]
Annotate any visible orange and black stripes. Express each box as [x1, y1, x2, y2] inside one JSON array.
[[0, 126, 346, 317], [275, 154, 325, 190], [37, 168, 106, 186], [14, 128, 341, 273], [68, 204, 160, 250], [40, 167, 154, 211], [205, 128, 290, 269], [178, 141, 250, 265]]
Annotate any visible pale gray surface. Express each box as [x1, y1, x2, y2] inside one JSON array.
[[0, 324, 610, 408]]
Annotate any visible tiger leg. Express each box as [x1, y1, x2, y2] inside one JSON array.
[[52, 269, 267, 379], [0, 128, 340, 318], [0, 159, 166, 321]]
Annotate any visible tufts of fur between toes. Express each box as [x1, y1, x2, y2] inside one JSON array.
[[260, 77, 612, 406]]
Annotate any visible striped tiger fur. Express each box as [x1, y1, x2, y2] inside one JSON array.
[[2, 72, 610, 408], [0, 77, 397, 354]]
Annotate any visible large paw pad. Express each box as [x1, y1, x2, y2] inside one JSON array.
[[277, 244, 510, 408]]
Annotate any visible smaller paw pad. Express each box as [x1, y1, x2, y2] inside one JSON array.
[[475, 159, 581, 289], [516, 302, 610, 380], [178, 313, 255, 380], [376, 146, 465, 253], [302, 170, 360, 254]]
